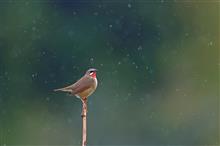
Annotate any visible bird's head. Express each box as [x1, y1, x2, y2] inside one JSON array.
[[86, 68, 97, 78]]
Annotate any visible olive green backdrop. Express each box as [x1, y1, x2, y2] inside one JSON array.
[[0, 0, 219, 145]]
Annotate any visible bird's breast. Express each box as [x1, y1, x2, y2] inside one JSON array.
[[77, 87, 95, 99], [76, 77, 97, 99], [94, 77, 98, 88]]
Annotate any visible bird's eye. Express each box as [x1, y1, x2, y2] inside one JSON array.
[[89, 71, 94, 75]]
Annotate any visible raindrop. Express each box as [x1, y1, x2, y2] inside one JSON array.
[[90, 58, 94, 64], [42, 51, 46, 56], [149, 68, 154, 74], [93, 12, 98, 16], [137, 46, 143, 51], [46, 97, 50, 101], [98, 4, 102, 8], [67, 118, 72, 123], [73, 11, 77, 15], [31, 73, 38, 78], [156, 24, 161, 28], [32, 19, 36, 24], [208, 41, 213, 46], [149, 114, 153, 119], [25, 1, 29, 5], [44, 80, 48, 84], [185, 33, 189, 37], [175, 88, 180, 92], [115, 93, 119, 97], [124, 97, 129, 101], [140, 97, 145, 104], [68, 30, 74, 36], [4, 71, 8, 76], [32, 26, 36, 31], [149, 112, 155, 119], [127, 3, 132, 8], [151, 80, 156, 84]]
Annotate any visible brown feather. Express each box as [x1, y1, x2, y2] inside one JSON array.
[[54, 75, 97, 99], [69, 75, 95, 94]]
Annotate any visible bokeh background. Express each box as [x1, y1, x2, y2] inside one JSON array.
[[0, 0, 219, 145]]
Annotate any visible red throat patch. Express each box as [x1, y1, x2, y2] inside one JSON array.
[[89, 72, 96, 78]]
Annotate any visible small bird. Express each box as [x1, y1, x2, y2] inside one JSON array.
[[54, 68, 98, 100]]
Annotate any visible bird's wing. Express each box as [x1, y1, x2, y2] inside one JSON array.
[[64, 75, 95, 94]]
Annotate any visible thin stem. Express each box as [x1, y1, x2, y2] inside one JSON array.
[[81, 99, 87, 146]]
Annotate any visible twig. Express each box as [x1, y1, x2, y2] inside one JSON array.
[[81, 99, 87, 146]]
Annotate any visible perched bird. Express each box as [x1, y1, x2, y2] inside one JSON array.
[[54, 68, 98, 100]]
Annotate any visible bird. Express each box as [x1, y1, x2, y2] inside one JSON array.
[[54, 68, 98, 101]]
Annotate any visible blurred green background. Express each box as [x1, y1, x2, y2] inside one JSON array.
[[0, 0, 219, 145]]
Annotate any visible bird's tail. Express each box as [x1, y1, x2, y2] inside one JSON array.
[[54, 88, 62, 92], [54, 87, 72, 92]]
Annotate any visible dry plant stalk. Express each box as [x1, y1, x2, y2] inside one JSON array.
[[81, 99, 87, 146], [54, 68, 98, 146]]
